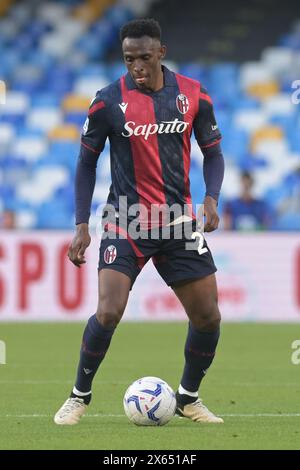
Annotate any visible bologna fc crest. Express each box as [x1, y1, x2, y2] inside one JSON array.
[[104, 245, 117, 264], [176, 94, 189, 114]]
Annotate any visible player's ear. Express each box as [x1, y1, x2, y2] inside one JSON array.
[[159, 45, 167, 60]]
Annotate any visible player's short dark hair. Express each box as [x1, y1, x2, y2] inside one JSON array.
[[120, 18, 161, 42]]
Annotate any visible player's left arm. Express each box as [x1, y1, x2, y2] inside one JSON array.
[[193, 86, 225, 232], [69, 92, 111, 267]]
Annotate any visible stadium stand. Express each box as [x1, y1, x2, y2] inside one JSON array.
[[0, 0, 300, 230]]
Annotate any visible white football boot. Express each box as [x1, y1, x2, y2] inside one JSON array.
[[54, 397, 87, 425], [176, 398, 224, 423]]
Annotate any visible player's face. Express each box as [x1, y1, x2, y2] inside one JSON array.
[[122, 36, 166, 92]]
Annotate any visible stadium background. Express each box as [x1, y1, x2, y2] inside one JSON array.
[[0, 0, 299, 322], [1, 0, 300, 452]]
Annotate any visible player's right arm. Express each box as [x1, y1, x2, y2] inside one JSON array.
[[68, 92, 110, 267], [193, 85, 224, 232]]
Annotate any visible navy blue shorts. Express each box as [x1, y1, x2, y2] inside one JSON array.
[[98, 222, 217, 288]]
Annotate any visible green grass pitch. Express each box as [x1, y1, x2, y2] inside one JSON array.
[[0, 322, 299, 450]]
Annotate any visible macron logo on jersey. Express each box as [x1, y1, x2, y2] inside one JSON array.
[[121, 118, 189, 141], [119, 102, 128, 113]]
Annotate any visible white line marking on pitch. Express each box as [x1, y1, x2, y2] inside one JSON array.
[[1, 380, 299, 388], [2, 413, 300, 418], [221, 413, 300, 417]]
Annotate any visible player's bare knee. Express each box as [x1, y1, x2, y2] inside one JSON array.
[[204, 307, 221, 331], [96, 291, 126, 327], [206, 311, 221, 331], [95, 308, 122, 328], [96, 311, 120, 328], [192, 305, 221, 331]]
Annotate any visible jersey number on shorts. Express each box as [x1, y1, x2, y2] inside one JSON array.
[[191, 232, 208, 256]]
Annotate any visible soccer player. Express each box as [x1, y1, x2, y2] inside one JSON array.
[[54, 18, 225, 425]]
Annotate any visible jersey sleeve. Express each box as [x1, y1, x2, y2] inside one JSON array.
[[202, 142, 224, 202], [193, 85, 222, 149], [75, 90, 111, 225], [80, 90, 111, 156]]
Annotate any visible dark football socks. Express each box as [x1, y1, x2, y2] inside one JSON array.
[[73, 314, 115, 396], [178, 322, 220, 404]]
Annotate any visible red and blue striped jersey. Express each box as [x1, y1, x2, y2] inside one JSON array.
[[78, 66, 221, 227]]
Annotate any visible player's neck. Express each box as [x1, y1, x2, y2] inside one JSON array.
[[146, 67, 164, 93], [153, 68, 164, 92]]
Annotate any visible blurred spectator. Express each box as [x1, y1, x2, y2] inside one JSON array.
[[0, 209, 16, 230], [223, 171, 272, 231]]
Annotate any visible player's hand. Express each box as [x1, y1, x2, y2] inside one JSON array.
[[204, 196, 219, 232], [68, 223, 91, 267]]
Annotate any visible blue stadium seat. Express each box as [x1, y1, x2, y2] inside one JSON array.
[[286, 126, 300, 151], [90, 19, 117, 50], [78, 63, 108, 78], [189, 160, 205, 207], [0, 114, 26, 127], [64, 112, 86, 127], [107, 61, 127, 82], [231, 94, 260, 111], [0, 183, 15, 199], [0, 184, 17, 211], [37, 142, 79, 176], [76, 32, 107, 61], [37, 200, 73, 229], [275, 212, 300, 230], [178, 63, 207, 83], [279, 33, 300, 50], [24, 20, 53, 42], [25, 49, 55, 73], [208, 63, 239, 105], [45, 65, 74, 94], [220, 127, 249, 163], [31, 93, 61, 108], [49, 141, 79, 158], [104, 6, 134, 29], [269, 114, 297, 134], [12, 77, 44, 94], [11, 33, 36, 54], [0, 49, 21, 79], [54, 184, 75, 212], [1, 155, 28, 170], [239, 154, 268, 171], [264, 184, 290, 208], [15, 129, 43, 142]]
